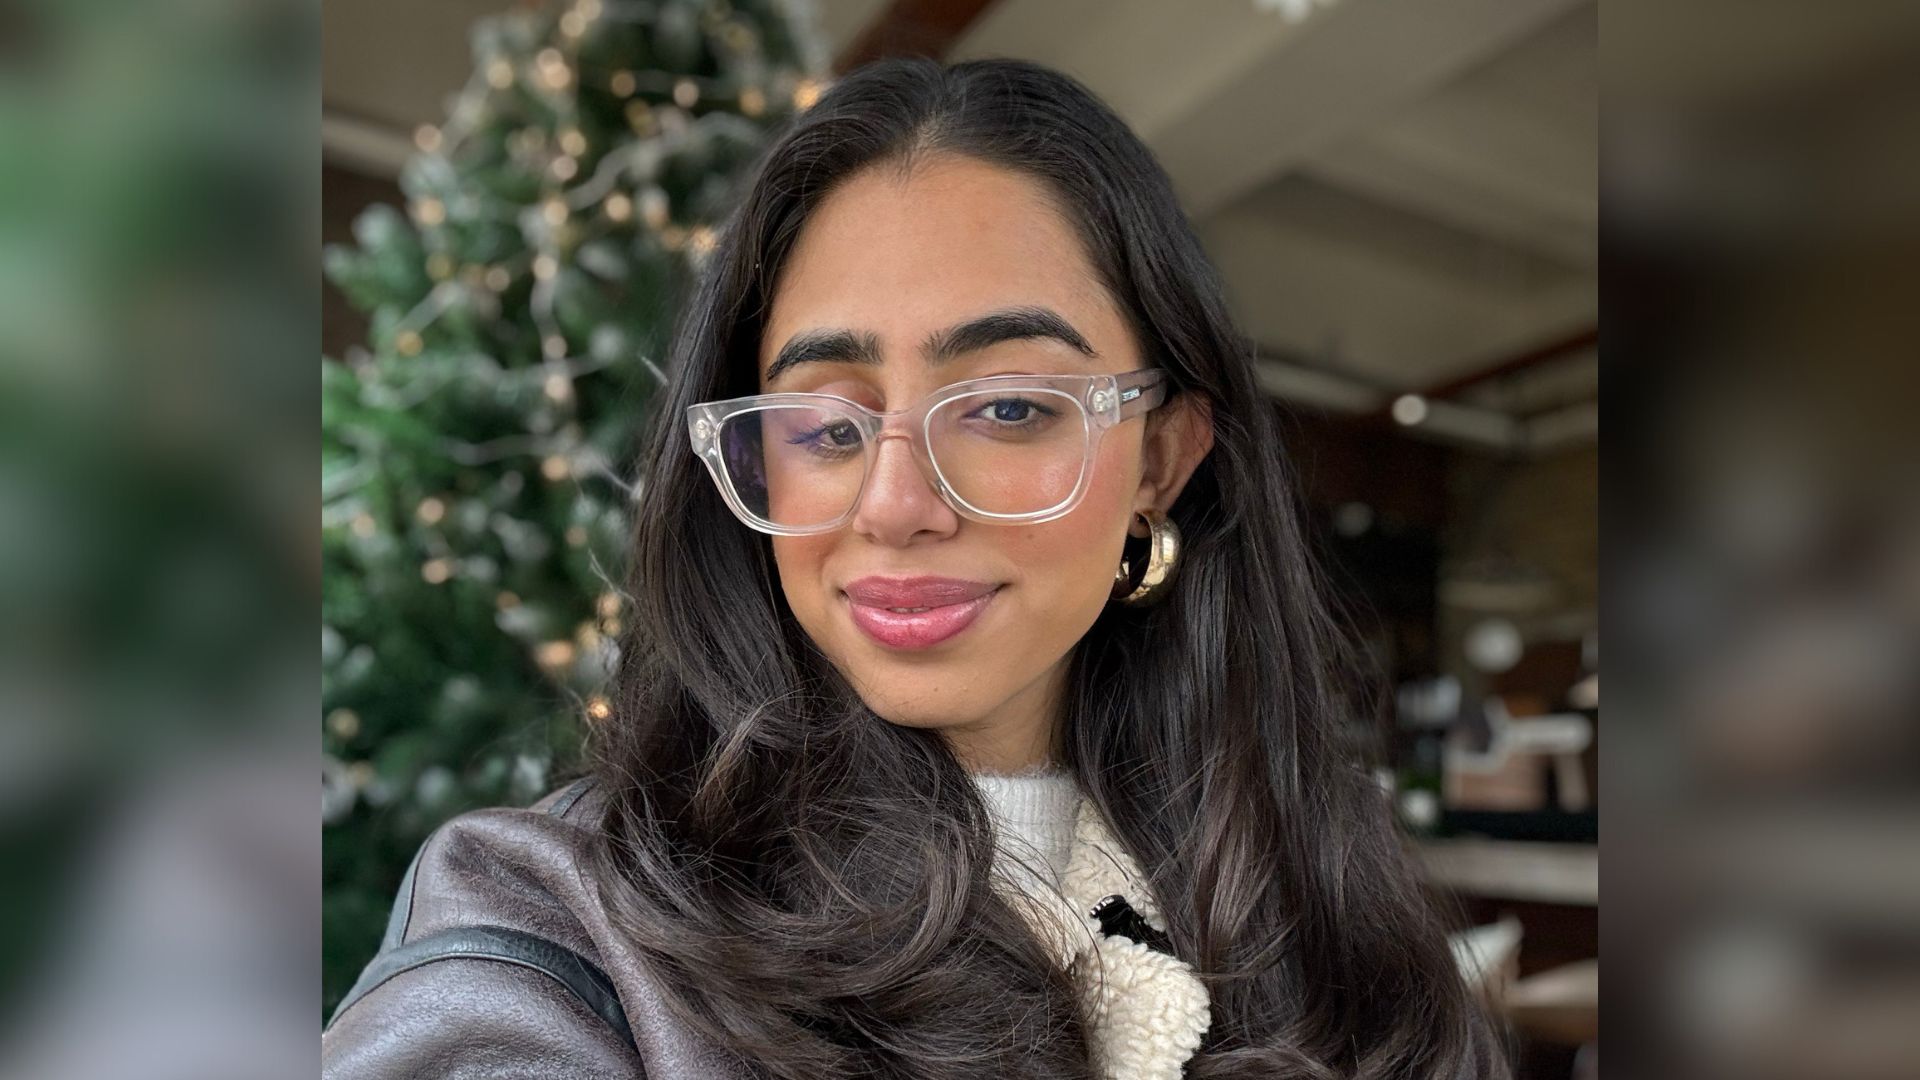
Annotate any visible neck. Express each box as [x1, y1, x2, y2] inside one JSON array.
[[946, 660, 1071, 774]]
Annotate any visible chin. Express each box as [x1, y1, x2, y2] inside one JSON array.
[[843, 669, 995, 731]]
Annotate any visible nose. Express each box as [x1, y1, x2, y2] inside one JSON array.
[[848, 431, 959, 546]]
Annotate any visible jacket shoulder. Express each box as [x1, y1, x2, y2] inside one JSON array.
[[322, 956, 645, 1078], [371, 775, 612, 955], [323, 778, 647, 1077]]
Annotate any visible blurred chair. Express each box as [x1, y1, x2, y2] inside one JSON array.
[[1446, 690, 1594, 813]]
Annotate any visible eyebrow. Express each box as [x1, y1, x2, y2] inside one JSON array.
[[763, 305, 1099, 385]]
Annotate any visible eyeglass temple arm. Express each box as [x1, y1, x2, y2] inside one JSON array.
[[1115, 369, 1171, 421]]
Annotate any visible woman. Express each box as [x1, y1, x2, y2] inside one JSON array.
[[323, 57, 1508, 1079]]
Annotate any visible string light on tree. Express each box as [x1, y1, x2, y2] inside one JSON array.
[[541, 454, 572, 481], [585, 697, 612, 722], [413, 198, 446, 226], [421, 558, 453, 584], [610, 69, 637, 96], [639, 186, 669, 228], [673, 78, 700, 108], [416, 497, 447, 525], [486, 58, 515, 89], [413, 124, 443, 154], [327, 709, 362, 740], [534, 640, 576, 672], [395, 330, 424, 356], [532, 254, 558, 280], [536, 48, 572, 90], [794, 77, 823, 110], [721, 20, 755, 52], [625, 99, 655, 134], [603, 192, 633, 222]]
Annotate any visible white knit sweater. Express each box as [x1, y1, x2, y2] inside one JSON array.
[[968, 765, 1211, 1080], [971, 763, 1081, 890]]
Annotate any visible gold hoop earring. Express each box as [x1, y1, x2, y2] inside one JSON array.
[[1110, 507, 1182, 606]]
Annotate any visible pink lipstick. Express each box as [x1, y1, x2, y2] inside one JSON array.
[[842, 576, 1001, 650]]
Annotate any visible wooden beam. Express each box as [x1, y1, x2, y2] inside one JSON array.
[[1420, 325, 1597, 401], [835, 0, 1002, 73]]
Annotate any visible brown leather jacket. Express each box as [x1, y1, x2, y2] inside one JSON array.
[[321, 778, 751, 1079]]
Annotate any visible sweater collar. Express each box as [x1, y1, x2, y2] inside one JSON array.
[[971, 766, 1081, 890]]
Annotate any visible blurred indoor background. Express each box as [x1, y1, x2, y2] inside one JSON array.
[[321, 1, 1598, 1076]]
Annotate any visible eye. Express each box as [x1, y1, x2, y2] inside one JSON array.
[[788, 418, 863, 456], [967, 397, 1057, 426]]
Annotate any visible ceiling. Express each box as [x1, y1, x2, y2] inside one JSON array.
[[323, 0, 1598, 452]]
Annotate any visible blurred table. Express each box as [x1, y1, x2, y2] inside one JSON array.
[[1416, 838, 1597, 906], [1506, 957, 1599, 1046]]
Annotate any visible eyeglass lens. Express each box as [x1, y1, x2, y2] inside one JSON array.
[[716, 388, 1091, 529]]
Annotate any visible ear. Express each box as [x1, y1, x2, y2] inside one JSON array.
[[1132, 391, 1215, 535]]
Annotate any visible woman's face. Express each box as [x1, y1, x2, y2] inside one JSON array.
[[757, 154, 1211, 772]]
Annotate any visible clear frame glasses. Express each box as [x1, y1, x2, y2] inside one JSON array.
[[687, 368, 1170, 535]]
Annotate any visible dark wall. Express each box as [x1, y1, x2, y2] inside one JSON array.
[[1276, 403, 1451, 684]]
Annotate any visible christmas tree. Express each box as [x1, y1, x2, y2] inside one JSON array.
[[321, 0, 826, 1018]]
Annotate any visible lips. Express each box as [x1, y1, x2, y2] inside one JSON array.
[[842, 576, 1001, 650], [843, 576, 998, 609]]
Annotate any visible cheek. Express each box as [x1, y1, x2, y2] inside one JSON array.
[[999, 431, 1141, 613], [770, 534, 837, 620]]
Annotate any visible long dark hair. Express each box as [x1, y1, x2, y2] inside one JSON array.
[[590, 56, 1506, 1079]]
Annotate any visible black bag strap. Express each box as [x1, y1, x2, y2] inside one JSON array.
[[326, 923, 635, 1048]]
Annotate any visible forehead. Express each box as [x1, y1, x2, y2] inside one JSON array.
[[759, 155, 1126, 377]]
